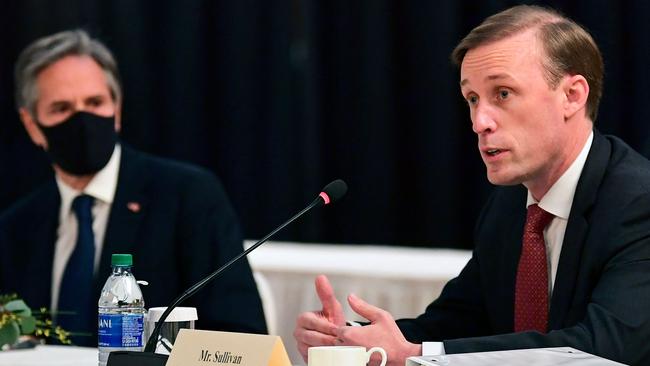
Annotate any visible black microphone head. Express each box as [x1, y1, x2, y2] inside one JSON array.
[[319, 179, 348, 205]]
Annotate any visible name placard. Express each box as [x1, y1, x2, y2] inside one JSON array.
[[166, 329, 291, 366]]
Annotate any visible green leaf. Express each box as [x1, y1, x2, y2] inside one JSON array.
[[0, 322, 20, 348], [0, 293, 18, 305], [5, 300, 31, 317], [19, 316, 36, 334]]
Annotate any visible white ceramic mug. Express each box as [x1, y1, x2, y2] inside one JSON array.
[[308, 346, 387, 366], [144, 307, 198, 354]]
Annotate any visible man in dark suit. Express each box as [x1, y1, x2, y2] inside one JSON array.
[[0, 29, 267, 346], [294, 5, 650, 366]]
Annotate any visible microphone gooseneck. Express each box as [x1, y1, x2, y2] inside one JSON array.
[[143, 179, 347, 353]]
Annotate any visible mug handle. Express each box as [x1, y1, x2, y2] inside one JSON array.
[[366, 347, 387, 366]]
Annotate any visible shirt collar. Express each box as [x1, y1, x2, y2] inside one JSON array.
[[526, 131, 594, 219], [56, 144, 121, 217]]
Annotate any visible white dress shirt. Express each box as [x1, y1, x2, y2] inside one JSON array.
[[50, 145, 121, 312], [422, 132, 594, 355]]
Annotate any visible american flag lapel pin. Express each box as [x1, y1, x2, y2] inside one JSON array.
[[127, 201, 141, 213]]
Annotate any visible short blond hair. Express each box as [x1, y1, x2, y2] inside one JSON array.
[[452, 5, 603, 122]]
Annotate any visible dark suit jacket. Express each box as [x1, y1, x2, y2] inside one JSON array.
[[0, 145, 267, 342], [396, 132, 650, 365]]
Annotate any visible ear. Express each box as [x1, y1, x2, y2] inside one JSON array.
[[562, 74, 590, 121], [114, 102, 122, 133], [19, 107, 48, 149]]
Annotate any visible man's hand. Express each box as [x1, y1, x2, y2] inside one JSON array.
[[337, 293, 422, 366], [294, 275, 346, 361]]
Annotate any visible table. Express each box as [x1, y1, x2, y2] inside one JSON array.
[[0, 242, 471, 366], [0, 345, 96, 366], [247, 241, 472, 364]]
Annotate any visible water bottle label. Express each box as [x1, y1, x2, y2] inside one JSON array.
[[98, 313, 144, 347]]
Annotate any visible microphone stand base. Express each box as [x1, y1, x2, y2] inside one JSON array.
[[106, 351, 169, 366]]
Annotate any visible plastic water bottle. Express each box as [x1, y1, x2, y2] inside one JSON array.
[[97, 254, 146, 366]]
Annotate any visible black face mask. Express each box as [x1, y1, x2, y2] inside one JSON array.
[[38, 111, 117, 176]]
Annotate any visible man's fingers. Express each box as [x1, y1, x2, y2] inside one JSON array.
[[315, 274, 338, 309], [297, 342, 309, 362], [315, 275, 345, 325], [295, 328, 339, 348], [295, 310, 342, 362], [297, 311, 338, 335], [347, 293, 389, 323]]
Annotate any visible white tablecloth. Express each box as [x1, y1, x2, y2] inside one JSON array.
[[247, 241, 472, 364], [0, 345, 96, 366]]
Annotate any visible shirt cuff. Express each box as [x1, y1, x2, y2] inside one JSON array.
[[422, 342, 445, 355]]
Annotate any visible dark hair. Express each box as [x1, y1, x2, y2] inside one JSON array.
[[451, 5, 603, 122]]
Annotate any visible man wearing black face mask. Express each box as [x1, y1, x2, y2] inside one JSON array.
[[0, 30, 267, 346], [37, 111, 118, 176]]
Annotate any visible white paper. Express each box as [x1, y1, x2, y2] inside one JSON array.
[[406, 347, 626, 366]]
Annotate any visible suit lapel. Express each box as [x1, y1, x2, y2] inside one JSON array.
[[499, 188, 527, 331], [22, 182, 60, 307], [97, 146, 148, 286], [549, 131, 610, 329]]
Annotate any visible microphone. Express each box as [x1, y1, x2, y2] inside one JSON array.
[[107, 179, 347, 366], [144, 178, 346, 351]]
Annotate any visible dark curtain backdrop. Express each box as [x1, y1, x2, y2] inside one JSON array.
[[1, 1, 648, 248]]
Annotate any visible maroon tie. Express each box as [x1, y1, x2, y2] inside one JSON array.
[[514, 204, 554, 333]]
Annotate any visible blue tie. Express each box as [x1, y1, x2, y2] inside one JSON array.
[[57, 194, 96, 345]]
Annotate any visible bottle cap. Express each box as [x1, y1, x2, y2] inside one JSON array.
[[111, 253, 133, 266]]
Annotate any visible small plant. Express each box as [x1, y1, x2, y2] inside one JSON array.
[[0, 294, 71, 350]]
